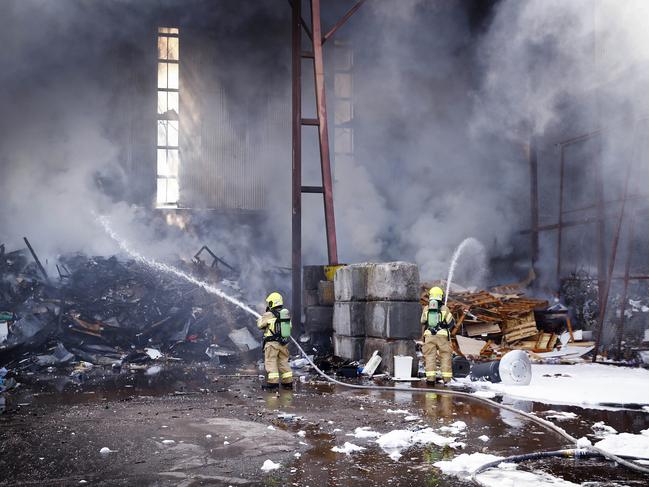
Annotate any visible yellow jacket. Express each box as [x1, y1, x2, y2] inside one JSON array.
[[257, 311, 278, 338], [421, 305, 454, 337]]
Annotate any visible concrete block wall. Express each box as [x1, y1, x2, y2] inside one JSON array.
[[333, 262, 421, 375]]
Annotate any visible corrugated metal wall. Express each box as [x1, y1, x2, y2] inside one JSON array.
[[179, 29, 289, 211]]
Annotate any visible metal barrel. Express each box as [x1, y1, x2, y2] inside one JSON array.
[[452, 355, 471, 378], [469, 360, 502, 383]]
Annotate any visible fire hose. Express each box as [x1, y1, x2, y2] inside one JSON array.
[[288, 336, 649, 482], [470, 449, 649, 483]]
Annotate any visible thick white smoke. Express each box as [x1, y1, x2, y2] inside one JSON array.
[[1, 0, 648, 301]]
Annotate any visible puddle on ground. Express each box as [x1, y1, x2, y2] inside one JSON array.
[[2, 366, 649, 486]]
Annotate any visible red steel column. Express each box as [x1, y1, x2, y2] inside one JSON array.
[[311, 0, 338, 265], [292, 0, 303, 324]]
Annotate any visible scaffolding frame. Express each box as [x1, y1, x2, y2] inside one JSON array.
[[525, 123, 649, 360]]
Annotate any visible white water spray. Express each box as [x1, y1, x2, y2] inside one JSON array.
[[444, 237, 484, 304], [97, 215, 261, 319]]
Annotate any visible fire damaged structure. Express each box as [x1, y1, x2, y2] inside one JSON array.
[[2, 1, 649, 486]]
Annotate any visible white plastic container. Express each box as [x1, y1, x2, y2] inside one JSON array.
[[362, 351, 382, 376], [393, 355, 413, 380]]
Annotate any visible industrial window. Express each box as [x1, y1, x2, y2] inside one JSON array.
[[156, 27, 180, 207], [333, 41, 354, 174]]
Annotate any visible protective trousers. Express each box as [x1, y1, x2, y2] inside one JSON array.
[[422, 333, 453, 382], [264, 341, 292, 384]]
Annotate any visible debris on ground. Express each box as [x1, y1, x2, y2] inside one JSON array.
[[0, 244, 257, 374], [420, 281, 599, 364]]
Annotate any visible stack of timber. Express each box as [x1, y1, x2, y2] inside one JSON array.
[[420, 281, 585, 359]]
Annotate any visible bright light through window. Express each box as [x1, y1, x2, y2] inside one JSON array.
[[156, 27, 180, 207]]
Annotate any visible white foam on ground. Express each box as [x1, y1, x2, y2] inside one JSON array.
[[347, 427, 382, 439], [543, 410, 578, 421], [479, 435, 490, 442], [440, 421, 467, 435], [459, 363, 649, 408], [434, 452, 581, 487], [595, 432, 649, 458], [261, 459, 281, 471], [375, 428, 458, 461], [386, 409, 410, 414], [472, 390, 497, 399], [591, 421, 617, 437], [332, 442, 366, 455]]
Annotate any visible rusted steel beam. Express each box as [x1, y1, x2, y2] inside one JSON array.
[[616, 215, 635, 358], [561, 194, 649, 215], [301, 15, 313, 41], [286, 0, 313, 41], [520, 217, 598, 234], [556, 145, 565, 284], [592, 156, 631, 362], [23, 237, 49, 282], [291, 0, 303, 327], [555, 130, 601, 147], [311, 0, 338, 265], [592, 137, 608, 361], [563, 275, 649, 281], [301, 117, 319, 126], [322, 0, 366, 44], [528, 138, 540, 269]]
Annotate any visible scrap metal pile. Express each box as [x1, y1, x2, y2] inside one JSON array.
[[421, 282, 594, 361], [0, 243, 260, 373]]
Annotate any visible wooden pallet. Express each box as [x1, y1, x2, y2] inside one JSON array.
[[502, 311, 538, 342]]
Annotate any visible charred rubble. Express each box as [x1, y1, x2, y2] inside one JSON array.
[[0, 242, 262, 377]]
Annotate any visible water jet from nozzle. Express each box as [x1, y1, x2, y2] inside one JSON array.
[[444, 237, 485, 304], [97, 215, 261, 320]]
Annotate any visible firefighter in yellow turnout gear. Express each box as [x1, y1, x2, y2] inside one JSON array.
[[257, 292, 293, 391], [421, 286, 455, 385]]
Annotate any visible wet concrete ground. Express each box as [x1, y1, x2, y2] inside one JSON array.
[[1, 364, 648, 486]]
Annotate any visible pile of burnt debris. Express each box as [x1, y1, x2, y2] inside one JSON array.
[[424, 276, 648, 365], [0, 241, 263, 380]]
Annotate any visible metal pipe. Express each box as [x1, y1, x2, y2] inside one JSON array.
[[321, 0, 366, 44], [616, 216, 635, 359], [592, 154, 632, 362], [291, 0, 303, 331], [555, 129, 602, 147], [310, 0, 338, 265], [528, 138, 539, 269], [593, 135, 607, 361], [23, 237, 49, 282], [556, 145, 565, 284]]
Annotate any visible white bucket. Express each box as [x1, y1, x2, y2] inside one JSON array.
[[393, 355, 413, 380]]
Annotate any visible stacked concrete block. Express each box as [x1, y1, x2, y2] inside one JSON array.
[[333, 262, 421, 375], [303, 265, 334, 353]]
